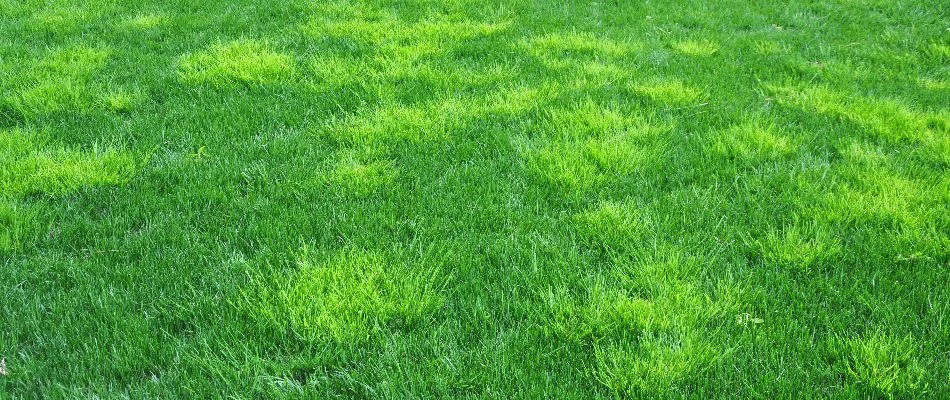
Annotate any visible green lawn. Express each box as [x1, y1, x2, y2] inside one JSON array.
[[1, 0, 948, 397]]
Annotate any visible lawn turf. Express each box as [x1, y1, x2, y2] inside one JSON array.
[[1, 0, 949, 397]]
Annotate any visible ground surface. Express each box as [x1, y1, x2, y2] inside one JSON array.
[[1, 0, 948, 397]]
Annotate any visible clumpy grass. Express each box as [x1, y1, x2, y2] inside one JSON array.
[[325, 149, 397, 198], [631, 79, 706, 107], [712, 121, 796, 163], [572, 200, 644, 249], [27, 5, 94, 34], [516, 128, 659, 191], [0, 0, 948, 397], [769, 85, 949, 145], [178, 39, 296, 86], [98, 88, 142, 113], [929, 43, 950, 59], [669, 39, 720, 56], [2, 45, 110, 117], [827, 331, 926, 397], [545, 253, 741, 396], [516, 101, 668, 191], [322, 98, 481, 145], [0, 128, 138, 196], [120, 12, 166, 30], [594, 332, 720, 396], [243, 247, 447, 344], [754, 221, 841, 273]]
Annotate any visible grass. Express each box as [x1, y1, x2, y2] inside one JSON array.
[[0, 0, 947, 397]]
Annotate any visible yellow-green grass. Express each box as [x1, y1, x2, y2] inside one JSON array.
[[0, 0, 947, 398]]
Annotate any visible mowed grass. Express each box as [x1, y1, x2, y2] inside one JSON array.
[[0, 0, 948, 397]]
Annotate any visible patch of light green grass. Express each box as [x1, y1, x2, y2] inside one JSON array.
[[323, 98, 481, 145], [572, 200, 643, 250], [929, 43, 950, 59], [712, 121, 796, 163], [631, 78, 705, 107], [754, 221, 841, 273], [120, 12, 166, 30], [769, 85, 947, 144], [243, 247, 447, 344], [178, 39, 296, 86], [818, 165, 947, 228], [325, 149, 397, 198], [516, 103, 669, 191], [27, 5, 93, 33], [670, 39, 720, 56], [98, 87, 142, 113], [594, 332, 719, 396], [828, 331, 925, 397], [3, 45, 110, 117], [0, 128, 138, 197], [545, 252, 741, 396]]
